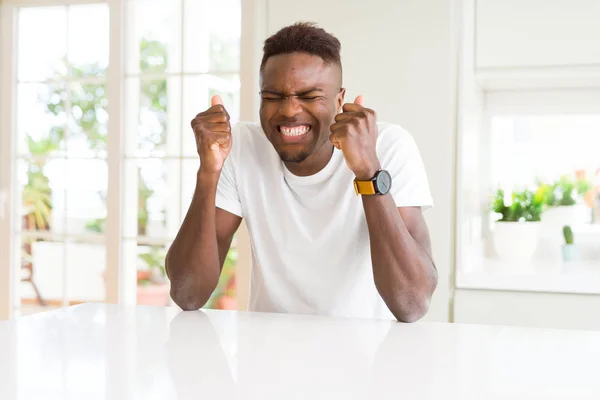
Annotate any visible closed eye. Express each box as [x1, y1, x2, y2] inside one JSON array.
[[299, 96, 322, 101], [261, 96, 281, 102]]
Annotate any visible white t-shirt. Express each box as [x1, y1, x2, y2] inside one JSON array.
[[215, 121, 433, 320]]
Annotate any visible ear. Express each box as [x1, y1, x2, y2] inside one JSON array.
[[337, 88, 346, 112]]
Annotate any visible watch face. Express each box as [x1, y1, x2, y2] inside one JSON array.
[[375, 170, 392, 195]]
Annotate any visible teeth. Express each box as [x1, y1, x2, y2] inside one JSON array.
[[280, 125, 310, 136]]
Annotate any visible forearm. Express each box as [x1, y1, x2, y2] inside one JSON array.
[[362, 194, 437, 322], [166, 170, 222, 310]]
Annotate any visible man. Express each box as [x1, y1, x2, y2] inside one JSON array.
[[166, 22, 437, 322]]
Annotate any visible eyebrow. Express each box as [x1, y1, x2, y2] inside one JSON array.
[[260, 88, 325, 96]]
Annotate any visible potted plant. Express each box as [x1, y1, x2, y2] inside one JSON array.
[[490, 188, 544, 264], [137, 245, 170, 306], [21, 134, 59, 306], [206, 247, 237, 310], [540, 174, 592, 226], [561, 225, 579, 262]]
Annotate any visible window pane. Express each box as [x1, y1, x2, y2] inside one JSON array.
[[181, 158, 200, 225], [124, 77, 182, 157], [123, 159, 181, 238], [17, 6, 67, 81], [19, 235, 64, 311], [490, 115, 600, 188], [68, 81, 108, 158], [17, 83, 67, 157], [17, 159, 65, 235], [182, 74, 240, 157], [66, 240, 106, 303], [63, 160, 108, 235], [183, 0, 241, 72], [124, 0, 182, 74], [67, 4, 109, 75]]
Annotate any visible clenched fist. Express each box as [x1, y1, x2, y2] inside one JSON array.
[[190, 95, 232, 174], [329, 95, 381, 180]]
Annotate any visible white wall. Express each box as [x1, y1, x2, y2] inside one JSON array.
[[455, 289, 600, 331], [252, 0, 460, 322], [476, 0, 600, 69]]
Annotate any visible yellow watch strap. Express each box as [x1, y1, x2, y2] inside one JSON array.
[[353, 179, 376, 195]]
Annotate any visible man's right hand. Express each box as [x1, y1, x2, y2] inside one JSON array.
[[191, 95, 232, 174]]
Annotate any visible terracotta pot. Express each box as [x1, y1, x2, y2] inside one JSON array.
[[137, 270, 152, 282], [216, 296, 237, 310], [137, 283, 170, 306]]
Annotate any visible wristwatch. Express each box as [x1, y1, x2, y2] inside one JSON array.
[[353, 169, 392, 196]]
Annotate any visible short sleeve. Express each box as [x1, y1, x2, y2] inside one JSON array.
[[377, 125, 434, 210], [215, 153, 243, 217]]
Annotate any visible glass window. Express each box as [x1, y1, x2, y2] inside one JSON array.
[[123, 0, 241, 309], [459, 106, 600, 274], [10, 0, 242, 317]]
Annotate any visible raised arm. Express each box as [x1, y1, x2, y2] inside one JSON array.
[[166, 96, 242, 310], [330, 95, 437, 322]]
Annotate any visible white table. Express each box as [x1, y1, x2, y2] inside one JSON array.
[[1, 303, 599, 399]]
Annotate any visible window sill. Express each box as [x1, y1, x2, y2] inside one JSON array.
[[456, 250, 600, 295]]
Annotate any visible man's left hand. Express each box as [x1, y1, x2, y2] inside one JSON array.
[[330, 95, 381, 180]]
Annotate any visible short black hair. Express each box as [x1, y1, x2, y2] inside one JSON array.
[[260, 22, 342, 71]]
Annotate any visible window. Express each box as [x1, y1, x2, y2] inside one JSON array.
[[2, 0, 242, 317], [458, 89, 600, 276], [14, 3, 110, 313], [121, 0, 241, 310]]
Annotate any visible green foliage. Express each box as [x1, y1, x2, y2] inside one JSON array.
[[84, 218, 105, 234], [137, 245, 167, 286], [491, 188, 544, 222], [539, 175, 593, 207], [26, 58, 107, 233], [41, 60, 107, 153], [137, 170, 154, 235], [23, 134, 58, 230], [81, 38, 167, 236], [29, 36, 237, 299], [206, 247, 237, 309], [22, 163, 53, 230], [563, 225, 574, 245], [139, 37, 169, 73], [138, 37, 168, 150]]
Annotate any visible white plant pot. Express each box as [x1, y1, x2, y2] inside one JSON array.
[[492, 221, 541, 264], [561, 244, 579, 262], [542, 205, 590, 231]]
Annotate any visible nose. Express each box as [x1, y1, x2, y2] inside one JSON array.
[[278, 96, 302, 118]]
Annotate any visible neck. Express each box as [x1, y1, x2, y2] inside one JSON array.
[[284, 142, 334, 177]]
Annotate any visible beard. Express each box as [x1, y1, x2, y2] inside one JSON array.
[[276, 148, 313, 163]]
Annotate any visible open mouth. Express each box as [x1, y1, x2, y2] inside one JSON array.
[[277, 124, 312, 142]]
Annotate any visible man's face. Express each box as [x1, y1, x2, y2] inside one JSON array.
[[259, 52, 345, 164]]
